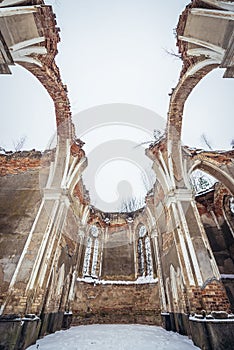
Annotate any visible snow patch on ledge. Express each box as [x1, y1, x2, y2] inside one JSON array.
[[189, 315, 234, 323], [22, 316, 40, 321], [64, 311, 73, 315], [77, 276, 158, 285], [221, 274, 234, 279]]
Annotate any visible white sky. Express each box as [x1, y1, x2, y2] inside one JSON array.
[[0, 0, 233, 209]]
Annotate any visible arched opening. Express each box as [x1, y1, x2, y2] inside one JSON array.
[[189, 160, 234, 195], [43, 0, 190, 214], [191, 169, 234, 311], [1, 65, 56, 151], [137, 224, 153, 278], [182, 69, 234, 151]]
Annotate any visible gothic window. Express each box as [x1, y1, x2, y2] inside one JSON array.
[[83, 236, 92, 276], [91, 237, 99, 276], [138, 238, 144, 275], [137, 225, 153, 277], [83, 225, 100, 278]]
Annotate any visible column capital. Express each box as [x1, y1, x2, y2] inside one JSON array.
[[165, 189, 193, 208]]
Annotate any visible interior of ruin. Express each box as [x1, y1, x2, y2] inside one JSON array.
[[0, 0, 234, 349]]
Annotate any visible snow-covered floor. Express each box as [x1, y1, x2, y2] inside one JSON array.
[[27, 324, 200, 349]]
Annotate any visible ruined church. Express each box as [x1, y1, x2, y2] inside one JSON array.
[[0, 0, 234, 349]]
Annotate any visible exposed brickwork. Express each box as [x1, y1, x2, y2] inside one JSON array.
[[70, 140, 85, 159], [167, 64, 217, 140], [187, 280, 231, 314], [213, 183, 232, 217], [73, 180, 90, 205], [195, 183, 231, 219], [147, 137, 167, 160], [0, 2, 234, 349], [186, 149, 234, 166], [176, 0, 215, 78], [201, 279, 231, 313], [72, 282, 161, 325], [0, 151, 53, 176]]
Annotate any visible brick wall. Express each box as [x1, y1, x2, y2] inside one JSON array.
[[202, 279, 231, 313], [187, 279, 231, 314], [72, 282, 161, 325], [0, 151, 54, 176]]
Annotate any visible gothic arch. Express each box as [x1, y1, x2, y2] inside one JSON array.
[[166, 1, 234, 190], [188, 160, 234, 195]]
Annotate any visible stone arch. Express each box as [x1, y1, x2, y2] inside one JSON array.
[[0, 2, 73, 138], [189, 160, 234, 195], [166, 1, 234, 189], [167, 60, 218, 143], [20, 61, 72, 136], [168, 0, 234, 144]]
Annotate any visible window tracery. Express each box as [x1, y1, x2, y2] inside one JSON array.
[[83, 225, 100, 278], [137, 225, 153, 277]]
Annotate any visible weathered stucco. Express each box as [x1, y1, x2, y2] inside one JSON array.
[[0, 1, 234, 350]]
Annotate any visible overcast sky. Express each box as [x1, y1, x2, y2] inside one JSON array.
[[0, 0, 233, 210]]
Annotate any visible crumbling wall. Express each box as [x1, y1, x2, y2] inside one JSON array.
[[72, 281, 160, 325], [0, 169, 41, 298], [196, 184, 234, 312], [196, 186, 234, 274], [101, 228, 135, 280]]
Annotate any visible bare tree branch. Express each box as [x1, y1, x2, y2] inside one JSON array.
[[231, 139, 234, 149], [119, 196, 145, 213], [201, 133, 212, 150], [13, 136, 26, 152], [134, 129, 163, 148], [0, 146, 6, 153], [163, 47, 182, 60]]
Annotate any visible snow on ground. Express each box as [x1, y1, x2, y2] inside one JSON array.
[[27, 324, 200, 350]]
